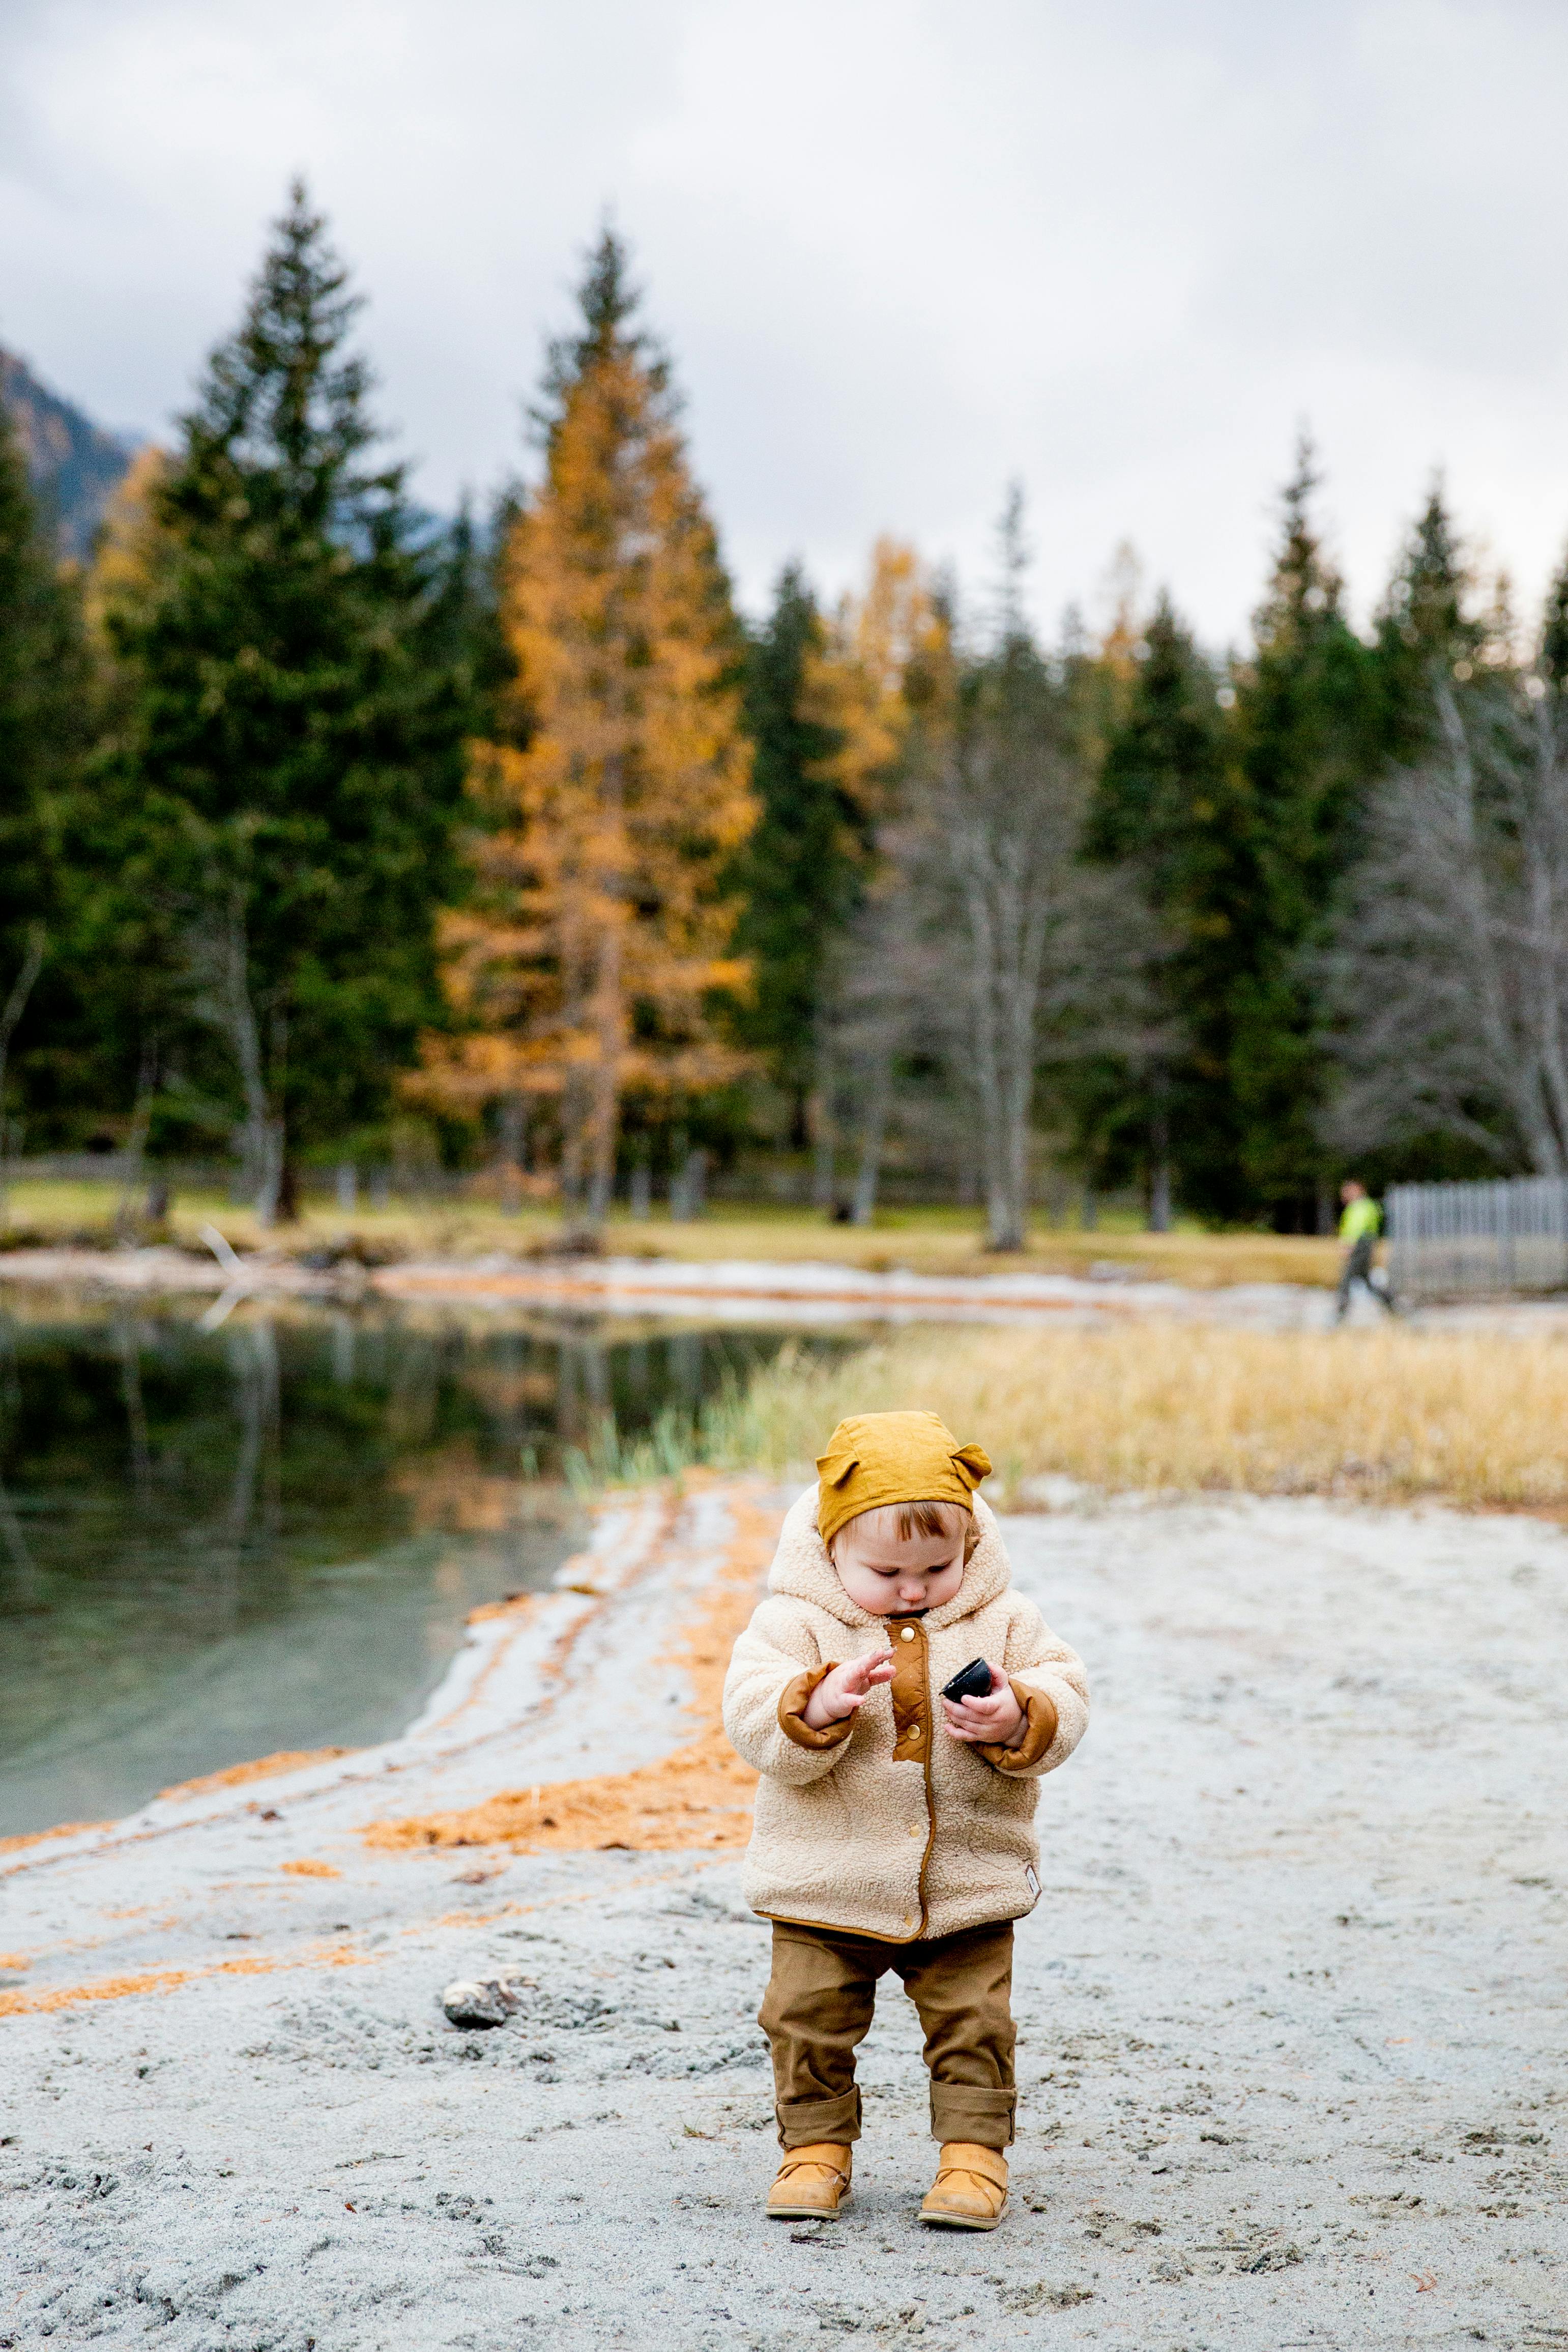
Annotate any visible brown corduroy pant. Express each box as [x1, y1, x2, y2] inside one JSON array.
[[758, 1918, 1017, 2150]]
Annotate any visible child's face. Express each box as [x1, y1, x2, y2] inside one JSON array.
[[830, 1520, 967, 1616]]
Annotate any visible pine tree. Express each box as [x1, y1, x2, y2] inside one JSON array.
[[1369, 477, 1482, 759], [731, 541, 940, 1155], [0, 399, 94, 1168], [1541, 542, 1568, 690], [1083, 594, 1254, 1220], [107, 184, 472, 1219], [731, 564, 862, 1139], [1227, 439, 1381, 1224], [419, 230, 756, 1226]]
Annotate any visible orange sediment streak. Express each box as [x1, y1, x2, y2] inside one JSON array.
[[159, 1747, 354, 1799], [0, 1753, 356, 1859], [364, 1488, 774, 1858], [0, 1819, 113, 1857], [0, 1944, 371, 2021], [0, 1755, 356, 1868]]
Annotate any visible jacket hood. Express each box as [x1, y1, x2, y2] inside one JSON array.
[[767, 1484, 1012, 1630]]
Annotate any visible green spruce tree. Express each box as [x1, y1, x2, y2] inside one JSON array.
[[0, 400, 95, 1167], [1082, 594, 1256, 1220], [1369, 476, 1482, 759], [1228, 439, 1381, 1225], [733, 563, 872, 1142], [1541, 541, 1568, 690], [107, 183, 473, 1218]]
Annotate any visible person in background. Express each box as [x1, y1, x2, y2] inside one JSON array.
[[1335, 1179, 1395, 1322]]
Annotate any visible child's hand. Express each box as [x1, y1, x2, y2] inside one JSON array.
[[802, 1642, 895, 1728], [942, 1663, 1025, 1748]]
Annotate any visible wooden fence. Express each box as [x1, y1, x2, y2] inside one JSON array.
[[1387, 1176, 1568, 1299]]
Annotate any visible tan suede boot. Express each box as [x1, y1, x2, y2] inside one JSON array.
[[919, 2141, 1008, 2229], [766, 2142, 853, 2219]]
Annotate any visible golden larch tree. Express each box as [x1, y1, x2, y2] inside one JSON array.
[[418, 234, 756, 1223], [802, 537, 947, 818]]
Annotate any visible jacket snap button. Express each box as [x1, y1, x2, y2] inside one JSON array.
[[899, 1627, 916, 1641]]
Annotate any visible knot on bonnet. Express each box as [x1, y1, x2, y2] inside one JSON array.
[[815, 1409, 992, 1549]]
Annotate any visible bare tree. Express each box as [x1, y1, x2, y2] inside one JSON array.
[[816, 500, 1175, 1247], [823, 663, 1167, 1252], [924, 641, 1165, 1250], [814, 856, 922, 1225], [1323, 675, 1568, 1173]]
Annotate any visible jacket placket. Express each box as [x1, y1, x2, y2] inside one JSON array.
[[889, 1615, 937, 1938]]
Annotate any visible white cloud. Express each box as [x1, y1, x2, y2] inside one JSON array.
[[1, 0, 1563, 642]]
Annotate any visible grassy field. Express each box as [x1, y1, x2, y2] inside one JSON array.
[[687, 1320, 1568, 1513], [0, 1179, 1341, 1289]]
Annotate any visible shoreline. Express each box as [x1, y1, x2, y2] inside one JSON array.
[[4, 1479, 1565, 2347], [5, 1239, 1564, 1334], [0, 1238, 1352, 1330], [0, 1480, 704, 1907]]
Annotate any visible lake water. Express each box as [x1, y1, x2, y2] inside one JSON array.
[[0, 1291, 835, 1838]]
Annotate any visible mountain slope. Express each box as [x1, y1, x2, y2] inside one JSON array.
[[0, 347, 141, 559]]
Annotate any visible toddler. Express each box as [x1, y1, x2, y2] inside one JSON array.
[[722, 1409, 1089, 2229]]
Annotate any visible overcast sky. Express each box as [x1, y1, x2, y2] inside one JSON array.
[[3, 0, 1565, 646]]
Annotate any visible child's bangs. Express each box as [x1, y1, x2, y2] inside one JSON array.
[[846, 1499, 978, 1556]]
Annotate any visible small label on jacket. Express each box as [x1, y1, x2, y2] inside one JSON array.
[[1024, 1865, 1040, 1899]]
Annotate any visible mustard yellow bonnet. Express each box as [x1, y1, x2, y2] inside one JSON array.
[[815, 1409, 992, 1549]]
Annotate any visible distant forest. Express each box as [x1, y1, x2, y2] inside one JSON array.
[[4, 184, 1567, 1241]]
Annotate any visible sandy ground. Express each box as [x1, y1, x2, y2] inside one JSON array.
[[3, 1477, 1567, 2350]]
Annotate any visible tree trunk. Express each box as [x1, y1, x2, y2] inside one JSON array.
[[1147, 1095, 1171, 1233], [671, 1147, 707, 1223], [850, 1059, 892, 1226], [276, 1156, 300, 1223], [811, 1122, 836, 1215], [586, 926, 622, 1228], [559, 1069, 588, 1216], [0, 927, 46, 1224], [201, 895, 283, 1226], [497, 1095, 526, 1213], [809, 1022, 837, 1212]]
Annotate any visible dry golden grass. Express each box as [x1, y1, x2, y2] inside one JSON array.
[[1, 1179, 1340, 1289], [709, 1321, 1568, 1512]]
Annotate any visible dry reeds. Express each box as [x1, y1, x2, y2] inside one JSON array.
[[706, 1322, 1568, 1511]]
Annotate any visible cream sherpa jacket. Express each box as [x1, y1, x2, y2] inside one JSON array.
[[722, 1488, 1089, 1943]]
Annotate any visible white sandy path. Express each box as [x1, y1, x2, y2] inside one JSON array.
[[2, 1481, 1567, 2350]]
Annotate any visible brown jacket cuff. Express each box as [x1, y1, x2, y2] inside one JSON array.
[[978, 1679, 1059, 1773], [778, 1666, 855, 1750]]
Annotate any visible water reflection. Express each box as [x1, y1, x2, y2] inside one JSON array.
[[0, 1293, 834, 1837]]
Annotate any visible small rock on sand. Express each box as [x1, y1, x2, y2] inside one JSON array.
[[440, 1973, 522, 2028]]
